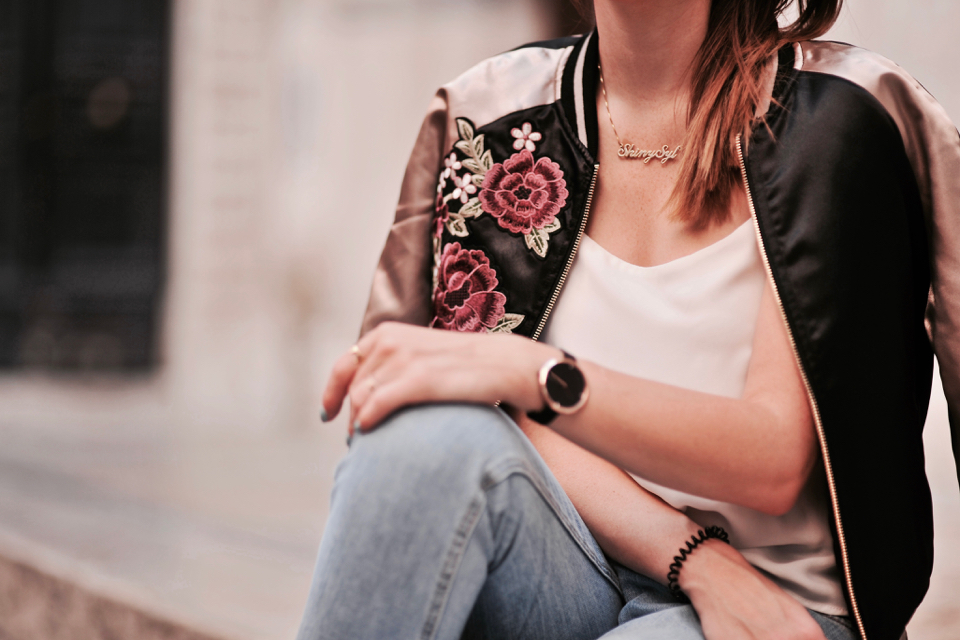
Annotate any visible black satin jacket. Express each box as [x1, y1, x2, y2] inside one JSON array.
[[360, 31, 960, 640]]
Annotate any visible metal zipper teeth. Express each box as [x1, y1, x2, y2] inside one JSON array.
[[735, 135, 866, 640], [531, 164, 600, 342]]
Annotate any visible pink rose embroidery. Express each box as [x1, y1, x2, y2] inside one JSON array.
[[431, 242, 506, 332], [434, 196, 449, 238], [478, 149, 569, 235]]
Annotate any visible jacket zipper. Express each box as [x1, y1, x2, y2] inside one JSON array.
[[531, 164, 600, 341], [735, 135, 866, 640]]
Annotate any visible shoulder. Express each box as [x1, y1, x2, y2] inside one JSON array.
[[437, 35, 583, 132], [793, 40, 958, 148]]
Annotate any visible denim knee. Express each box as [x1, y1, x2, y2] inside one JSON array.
[[333, 403, 531, 508]]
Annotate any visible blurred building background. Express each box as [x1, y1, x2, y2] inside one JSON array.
[[0, 1, 956, 638]]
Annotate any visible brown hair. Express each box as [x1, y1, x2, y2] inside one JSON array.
[[572, 0, 843, 227], [677, 0, 843, 227]]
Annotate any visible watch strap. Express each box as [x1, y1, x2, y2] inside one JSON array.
[[525, 404, 558, 426]]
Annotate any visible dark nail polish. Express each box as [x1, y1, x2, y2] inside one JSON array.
[[352, 419, 362, 434], [320, 408, 329, 422]]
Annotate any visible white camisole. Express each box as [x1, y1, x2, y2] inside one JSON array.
[[542, 221, 848, 615]]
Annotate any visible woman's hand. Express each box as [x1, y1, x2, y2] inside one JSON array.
[[680, 541, 828, 640], [321, 322, 559, 432]]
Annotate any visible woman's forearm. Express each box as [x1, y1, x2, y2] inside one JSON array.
[[518, 414, 702, 582], [520, 414, 827, 640], [546, 283, 817, 515], [549, 362, 815, 515]]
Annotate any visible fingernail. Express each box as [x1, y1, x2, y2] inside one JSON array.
[[352, 419, 362, 435], [319, 408, 329, 422], [345, 433, 353, 447]]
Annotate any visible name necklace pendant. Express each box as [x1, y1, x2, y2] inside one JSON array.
[[598, 64, 682, 165]]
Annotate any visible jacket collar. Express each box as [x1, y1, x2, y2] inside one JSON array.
[[560, 29, 600, 159]]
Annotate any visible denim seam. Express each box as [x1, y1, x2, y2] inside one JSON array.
[[420, 493, 487, 640], [481, 456, 622, 593]]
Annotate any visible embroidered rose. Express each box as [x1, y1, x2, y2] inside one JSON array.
[[479, 150, 569, 235], [511, 122, 542, 152], [433, 196, 449, 238], [431, 242, 506, 332]]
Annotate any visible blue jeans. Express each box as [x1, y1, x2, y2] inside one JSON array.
[[296, 404, 857, 640]]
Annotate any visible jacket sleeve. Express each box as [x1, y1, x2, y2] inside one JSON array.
[[909, 94, 960, 486], [802, 42, 960, 485], [358, 90, 450, 336], [925, 121, 960, 485]]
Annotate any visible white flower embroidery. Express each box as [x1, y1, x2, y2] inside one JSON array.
[[442, 153, 462, 179], [452, 173, 477, 203], [511, 122, 542, 152]]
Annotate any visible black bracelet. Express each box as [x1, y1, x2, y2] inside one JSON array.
[[666, 526, 730, 599]]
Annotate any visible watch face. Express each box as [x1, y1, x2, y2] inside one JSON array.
[[546, 361, 587, 410]]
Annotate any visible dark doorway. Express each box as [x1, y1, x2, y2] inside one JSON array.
[[0, 0, 168, 370]]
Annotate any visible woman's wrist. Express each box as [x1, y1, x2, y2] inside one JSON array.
[[504, 337, 565, 412], [675, 537, 752, 600]]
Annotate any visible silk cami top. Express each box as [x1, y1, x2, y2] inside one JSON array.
[[542, 221, 848, 615]]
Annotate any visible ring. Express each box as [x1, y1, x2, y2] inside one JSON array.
[[350, 344, 362, 362]]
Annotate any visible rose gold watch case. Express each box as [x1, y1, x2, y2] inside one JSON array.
[[536, 356, 590, 415]]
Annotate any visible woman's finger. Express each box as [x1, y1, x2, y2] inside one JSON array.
[[347, 372, 381, 426], [354, 375, 435, 431], [321, 347, 362, 421]]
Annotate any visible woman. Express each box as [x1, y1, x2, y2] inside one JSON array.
[[297, 1, 960, 639]]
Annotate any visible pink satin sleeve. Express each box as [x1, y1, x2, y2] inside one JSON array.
[[803, 41, 960, 481], [359, 91, 450, 336]]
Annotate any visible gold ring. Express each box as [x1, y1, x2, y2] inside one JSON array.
[[350, 344, 362, 361]]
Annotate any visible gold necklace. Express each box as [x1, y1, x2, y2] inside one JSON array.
[[598, 63, 682, 164]]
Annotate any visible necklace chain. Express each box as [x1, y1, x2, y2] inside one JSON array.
[[598, 63, 683, 165]]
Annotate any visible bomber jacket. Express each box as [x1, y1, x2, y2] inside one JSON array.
[[359, 31, 960, 640]]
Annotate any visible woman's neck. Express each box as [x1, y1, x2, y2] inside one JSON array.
[[594, 0, 711, 107]]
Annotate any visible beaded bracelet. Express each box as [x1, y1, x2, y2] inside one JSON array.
[[666, 526, 730, 599]]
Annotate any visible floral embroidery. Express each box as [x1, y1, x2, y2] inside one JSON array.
[[443, 152, 462, 177], [434, 119, 490, 238], [431, 242, 507, 332], [511, 122, 542, 152], [438, 153, 461, 193], [478, 149, 568, 256], [451, 173, 477, 204], [434, 118, 566, 259]]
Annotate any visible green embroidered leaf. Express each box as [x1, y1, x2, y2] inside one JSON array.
[[491, 313, 525, 334], [456, 118, 474, 142], [462, 159, 482, 175], [480, 150, 493, 172], [542, 218, 561, 233], [446, 214, 470, 237], [472, 133, 485, 159], [524, 228, 549, 258], [455, 140, 472, 156], [471, 174, 485, 188], [459, 199, 482, 218]]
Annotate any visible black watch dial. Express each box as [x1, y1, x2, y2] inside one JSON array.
[[546, 361, 587, 410]]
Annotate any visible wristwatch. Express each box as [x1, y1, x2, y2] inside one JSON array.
[[526, 350, 589, 425]]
